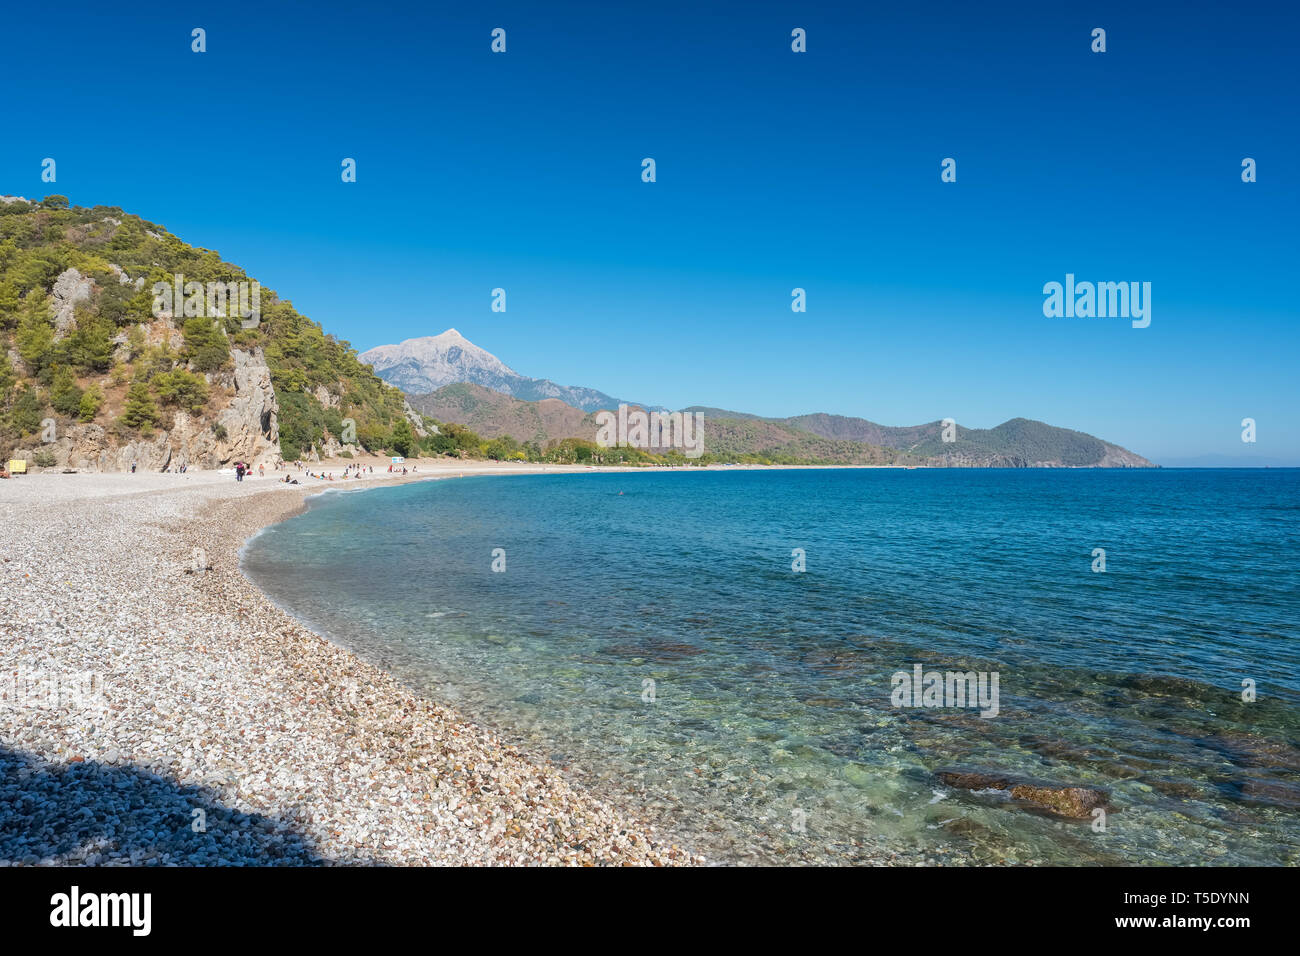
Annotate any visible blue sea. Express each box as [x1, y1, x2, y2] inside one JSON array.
[[242, 469, 1300, 865]]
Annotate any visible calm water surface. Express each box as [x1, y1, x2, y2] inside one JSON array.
[[243, 469, 1300, 865]]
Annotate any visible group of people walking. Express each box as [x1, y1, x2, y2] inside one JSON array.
[[223, 457, 424, 483]]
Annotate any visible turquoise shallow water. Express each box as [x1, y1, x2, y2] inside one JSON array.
[[243, 468, 1300, 864]]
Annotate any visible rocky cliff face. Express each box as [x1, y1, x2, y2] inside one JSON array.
[[13, 348, 281, 472], [51, 268, 93, 340], [402, 398, 431, 438], [212, 348, 281, 466]]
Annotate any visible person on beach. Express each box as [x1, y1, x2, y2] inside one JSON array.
[[259, 463, 264, 477], [131, 461, 137, 473], [235, 462, 245, 482]]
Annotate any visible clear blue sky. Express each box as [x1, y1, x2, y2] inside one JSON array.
[[3, 1, 1296, 464]]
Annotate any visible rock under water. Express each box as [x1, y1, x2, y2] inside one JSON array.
[[935, 768, 1111, 819]]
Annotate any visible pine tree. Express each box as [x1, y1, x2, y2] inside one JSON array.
[[50, 365, 83, 416], [78, 385, 104, 422], [121, 381, 158, 429], [390, 417, 414, 457]]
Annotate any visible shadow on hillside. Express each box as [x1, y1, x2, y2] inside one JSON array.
[[0, 743, 354, 866]]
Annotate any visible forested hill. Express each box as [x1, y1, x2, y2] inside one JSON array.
[[778, 413, 1154, 467], [413, 385, 1156, 467], [0, 195, 423, 469]]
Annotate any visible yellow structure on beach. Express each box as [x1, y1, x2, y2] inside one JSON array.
[[7, 459, 26, 474]]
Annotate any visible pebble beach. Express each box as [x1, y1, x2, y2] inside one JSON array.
[[0, 464, 700, 866]]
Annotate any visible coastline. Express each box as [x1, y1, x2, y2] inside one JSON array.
[[0, 462, 704, 865], [5, 463, 1297, 866]]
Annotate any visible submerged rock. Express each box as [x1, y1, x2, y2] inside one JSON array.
[[1008, 782, 1110, 819], [601, 642, 703, 661], [936, 769, 1015, 791], [935, 768, 1111, 819]]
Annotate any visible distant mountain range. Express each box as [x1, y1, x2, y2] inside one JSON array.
[[691, 409, 1153, 467], [371, 330, 1155, 467], [358, 330, 632, 412]]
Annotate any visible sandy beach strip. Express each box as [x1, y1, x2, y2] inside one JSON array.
[[0, 463, 701, 865]]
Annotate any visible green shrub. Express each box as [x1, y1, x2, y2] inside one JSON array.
[[125, 325, 146, 358], [390, 418, 414, 457], [49, 366, 83, 416], [63, 309, 115, 372], [14, 304, 54, 374], [10, 386, 43, 436], [78, 385, 103, 422], [153, 368, 209, 414], [182, 316, 230, 372]]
